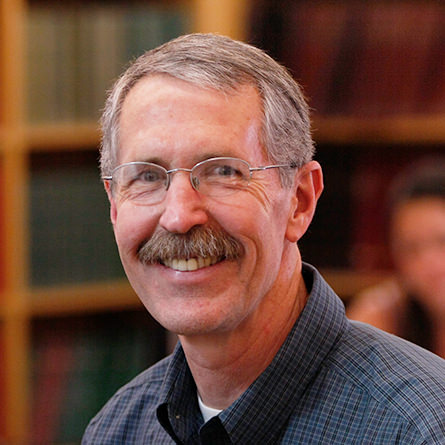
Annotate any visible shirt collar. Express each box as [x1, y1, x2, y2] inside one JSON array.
[[156, 263, 348, 443]]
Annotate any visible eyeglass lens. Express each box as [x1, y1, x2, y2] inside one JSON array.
[[113, 158, 252, 204]]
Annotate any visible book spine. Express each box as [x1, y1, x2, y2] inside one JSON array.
[[26, 3, 188, 123], [29, 151, 125, 287], [31, 313, 166, 443], [256, 1, 445, 116]]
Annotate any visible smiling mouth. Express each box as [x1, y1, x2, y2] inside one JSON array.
[[162, 256, 221, 271], [138, 226, 243, 270]]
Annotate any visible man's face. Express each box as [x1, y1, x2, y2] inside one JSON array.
[[107, 76, 300, 336], [391, 197, 445, 314]]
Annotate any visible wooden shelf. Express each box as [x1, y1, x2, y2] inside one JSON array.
[[26, 122, 100, 150], [0, 123, 98, 154], [29, 279, 141, 317], [321, 268, 391, 301], [4, 113, 445, 154], [314, 114, 445, 145]]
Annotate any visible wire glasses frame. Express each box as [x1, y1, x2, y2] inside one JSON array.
[[103, 156, 296, 204]]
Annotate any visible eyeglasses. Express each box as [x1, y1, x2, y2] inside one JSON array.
[[103, 156, 296, 205]]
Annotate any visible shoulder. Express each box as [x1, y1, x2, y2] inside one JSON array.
[[329, 321, 445, 440], [82, 355, 172, 443], [347, 278, 406, 333]]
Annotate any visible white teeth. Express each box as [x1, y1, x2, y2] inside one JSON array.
[[171, 259, 187, 271], [164, 256, 219, 271], [187, 258, 198, 271]]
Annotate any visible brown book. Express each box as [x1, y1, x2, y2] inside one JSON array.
[[416, 4, 445, 114], [283, 2, 350, 115], [348, 2, 438, 116]]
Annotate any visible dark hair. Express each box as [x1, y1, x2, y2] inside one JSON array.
[[388, 157, 445, 212]]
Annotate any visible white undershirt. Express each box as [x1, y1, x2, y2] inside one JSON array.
[[197, 392, 223, 423]]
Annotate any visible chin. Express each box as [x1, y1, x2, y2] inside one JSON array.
[[154, 306, 240, 338], [163, 321, 224, 337]]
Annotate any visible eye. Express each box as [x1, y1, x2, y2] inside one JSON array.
[[191, 158, 250, 197], [213, 164, 242, 177], [120, 164, 166, 191], [200, 160, 247, 181], [138, 167, 164, 183]]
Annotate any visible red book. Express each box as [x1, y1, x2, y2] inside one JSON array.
[[416, 5, 445, 114], [31, 330, 75, 444], [283, 2, 350, 115]]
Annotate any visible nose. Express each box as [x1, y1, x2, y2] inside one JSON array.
[[159, 171, 208, 233]]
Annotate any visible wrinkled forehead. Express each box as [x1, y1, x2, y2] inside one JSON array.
[[117, 75, 267, 165]]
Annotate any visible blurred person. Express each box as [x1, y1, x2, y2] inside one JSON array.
[[348, 158, 445, 357], [82, 34, 445, 443]]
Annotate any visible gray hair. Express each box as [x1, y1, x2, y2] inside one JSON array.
[[100, 33, 315, 185]]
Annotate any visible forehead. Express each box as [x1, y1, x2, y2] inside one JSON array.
[[118, 75, 265, 164], [392, 198, 445, 236]]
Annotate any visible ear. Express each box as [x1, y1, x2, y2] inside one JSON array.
[[104, 180, 118, 225], [285, 160, 324, 243]]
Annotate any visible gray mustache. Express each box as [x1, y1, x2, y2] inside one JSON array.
[[137, 226, 244, 264]]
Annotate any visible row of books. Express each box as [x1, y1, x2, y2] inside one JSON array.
[[26, 3, 189, 123], [29, 150, 125, 286], [31, 311, 167, 444], [252, 0, 445, 116]]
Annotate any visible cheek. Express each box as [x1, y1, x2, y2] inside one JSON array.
[[396, 255, 422, 280], [113, 204, 159, 256], [396, 256, 432, 297], [244, 180, 275, 210], [227, 191, 290, 262]]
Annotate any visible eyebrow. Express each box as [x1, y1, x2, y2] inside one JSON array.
[[138, 156, 165, 166], [132, 152, 238, 168]]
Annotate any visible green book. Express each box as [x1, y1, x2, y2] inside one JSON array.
[[26, 7, 58, 122], [53, 312, 166, 443], [29, 151, 124, 286]]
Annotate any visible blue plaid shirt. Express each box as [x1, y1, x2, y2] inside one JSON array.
[[83, 264, 445, 444]]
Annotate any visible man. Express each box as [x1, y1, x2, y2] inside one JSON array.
[[83, 34, 445, 444], [348, 158, 445, 357]]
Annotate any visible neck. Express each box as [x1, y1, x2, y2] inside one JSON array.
[[179, 258, 308, 410], [432, 319, 445, 359]]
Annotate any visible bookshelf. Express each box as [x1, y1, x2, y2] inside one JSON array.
[[1, 0, 445, 443], [250, 0, 445, 277], [1, 0, 252, 443]]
